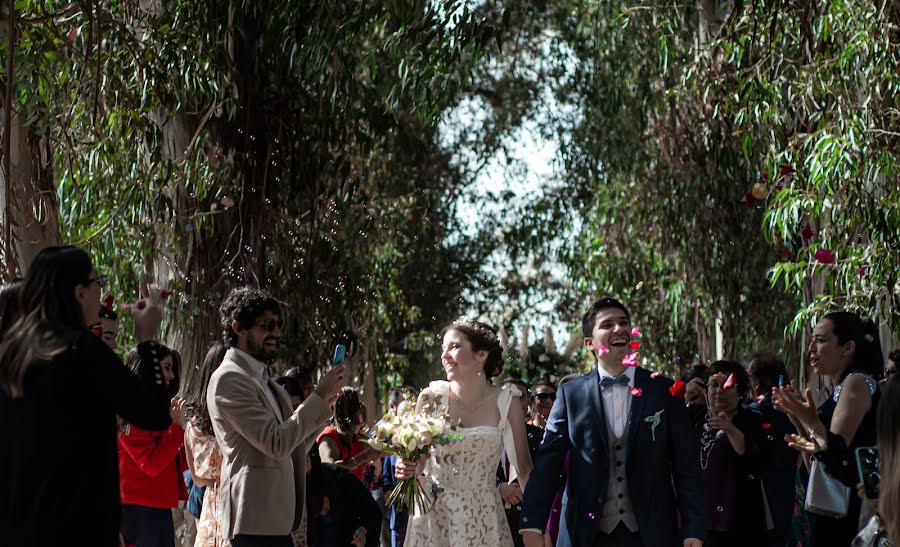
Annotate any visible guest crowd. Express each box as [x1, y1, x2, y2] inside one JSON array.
[[1, 244, 898, 547]]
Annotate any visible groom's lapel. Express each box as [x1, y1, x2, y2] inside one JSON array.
[[626, 368, 650, 448], [587, 372, 610, 456]]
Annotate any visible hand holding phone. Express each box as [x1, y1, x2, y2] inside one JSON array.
[[855, 446, 879, 499], [333, 344, 347, 367]]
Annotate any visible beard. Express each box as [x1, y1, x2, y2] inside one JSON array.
[[248, 333, 279, 361]]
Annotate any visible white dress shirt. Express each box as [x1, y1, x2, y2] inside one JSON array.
[[597, 365, 636, 438], [230, 347, 284, 421]]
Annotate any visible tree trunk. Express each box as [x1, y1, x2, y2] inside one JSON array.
[[0, 111, 61, 277]]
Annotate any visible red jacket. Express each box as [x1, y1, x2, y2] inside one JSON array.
[[118, 422, 188, 508]]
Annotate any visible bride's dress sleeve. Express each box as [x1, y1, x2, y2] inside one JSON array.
[[498, 384, 520, 483]]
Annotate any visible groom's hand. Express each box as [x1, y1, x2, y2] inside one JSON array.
[[684, 538, 703, 547], [522, 531, 544, 547]]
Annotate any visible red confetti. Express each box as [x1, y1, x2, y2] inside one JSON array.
[[630, 326, 642, 337], [104, 295, 115, 312], [651, 371, 661, 379], [622, 353, 638, 367], [630, 387, 643, 397], [815, 249, 836, 264], [801, 225, 814, 241], [762, 423, 772, 430], [781, 244, 791, 258], [91, 326, 102, 337], [630, 341, 642, 351], [668, 380, 687, 398], [723, 373, 738, 391]]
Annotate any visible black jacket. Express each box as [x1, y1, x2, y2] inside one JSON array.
[[1, 332, 172, 546]]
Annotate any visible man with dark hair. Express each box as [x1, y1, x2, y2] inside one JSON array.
[[521, 297, 705, 547], [208, 287, 345, 547], [746, 353, 797, 546]]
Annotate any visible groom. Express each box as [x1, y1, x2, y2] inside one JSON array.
[[520, 298, 706, 547]]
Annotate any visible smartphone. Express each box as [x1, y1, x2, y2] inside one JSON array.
[[332, 344, 346, 367], [855, 446, 880, 499]]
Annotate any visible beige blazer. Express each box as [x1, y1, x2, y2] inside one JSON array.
[[207, 349, 331, 539]]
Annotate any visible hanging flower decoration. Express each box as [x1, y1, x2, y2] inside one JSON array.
[[814, 249, 836, 264], [800, 225, 814, 241], [104, 295, 115, 312]]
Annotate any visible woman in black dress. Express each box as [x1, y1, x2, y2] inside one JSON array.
[[774, 311, 882, 547], [0, 246, 174, 546]]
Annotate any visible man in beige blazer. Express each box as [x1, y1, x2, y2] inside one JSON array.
[[208, 287, 344, 547]]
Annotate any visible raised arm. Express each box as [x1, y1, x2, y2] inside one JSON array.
[[210, 368, 332, 460]]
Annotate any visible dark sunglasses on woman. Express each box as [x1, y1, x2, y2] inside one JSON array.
[[533, 392, 556, 402]]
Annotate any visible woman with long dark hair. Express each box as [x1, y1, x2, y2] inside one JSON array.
[[181, 341, 229, 547], [774, 311, 883, 547], [118, 343, 189, 547], [0, 246, 173, 546]]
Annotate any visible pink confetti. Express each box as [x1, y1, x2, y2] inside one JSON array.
[[650, 371, 661, 379], [622, 353, 638, 367], [762, 423, 772, 430], [815, 249, 836, 264], [596, 343, 608, 357], [630, 341, 642, 351], [630, 326, 641, 337], [630, 387, 643, 397], [723, 373, 738, 391]]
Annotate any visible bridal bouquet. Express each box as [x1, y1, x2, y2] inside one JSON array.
[[364, 392, 460, 512]]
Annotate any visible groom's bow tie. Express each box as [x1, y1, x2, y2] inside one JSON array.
[[600, 374, 630, 388]]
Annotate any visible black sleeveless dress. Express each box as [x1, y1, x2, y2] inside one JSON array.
[[807, 370, 879, 547]]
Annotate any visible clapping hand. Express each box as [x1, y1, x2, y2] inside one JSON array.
[[785, 433, 817, 455], [351, 527, 367, 547], [772, 382, 819, 431]]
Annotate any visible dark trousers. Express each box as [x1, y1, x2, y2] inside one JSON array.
[[120, 504, 175, 547], [230, 535, 294, 547], [593, 523, 642, 547]]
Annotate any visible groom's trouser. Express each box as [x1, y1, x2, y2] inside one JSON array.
[[593, 523, 642, 547]]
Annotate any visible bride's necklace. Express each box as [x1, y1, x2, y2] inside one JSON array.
[[449, 383, 488, 419]]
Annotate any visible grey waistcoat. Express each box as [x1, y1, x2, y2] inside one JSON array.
[[598, 414, 639, 534]]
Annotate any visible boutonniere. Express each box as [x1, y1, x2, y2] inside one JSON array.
[[643, 409, 665, 441]]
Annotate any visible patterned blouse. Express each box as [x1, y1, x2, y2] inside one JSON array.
[[185, 422, 226, 547]]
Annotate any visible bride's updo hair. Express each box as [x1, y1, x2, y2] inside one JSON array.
[[440, 317, 504, 381]]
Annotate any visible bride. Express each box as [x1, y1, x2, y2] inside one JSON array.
[[396, 317, 534, 546]]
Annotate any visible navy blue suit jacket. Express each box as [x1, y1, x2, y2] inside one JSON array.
[[520, 367, 707, 547]]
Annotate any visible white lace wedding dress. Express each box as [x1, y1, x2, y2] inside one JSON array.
[[404, 381, 519, 547]]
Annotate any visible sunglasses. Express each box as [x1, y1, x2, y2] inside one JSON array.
[[533, 392, 556, 402], [254, 318, 285, 332], [84, 275, 108, 289]]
